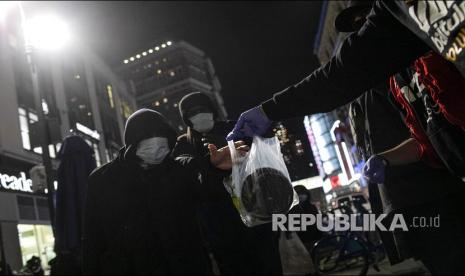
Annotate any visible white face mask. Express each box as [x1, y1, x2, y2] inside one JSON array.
[[189, 113, 214, 133], [136, 137, 170, 166]]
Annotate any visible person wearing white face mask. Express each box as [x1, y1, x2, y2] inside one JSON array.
[[190, 112, 215, 134], [173, 92, 283, 275], [135, 136, 171, 168], [83, 108, 248, 275]]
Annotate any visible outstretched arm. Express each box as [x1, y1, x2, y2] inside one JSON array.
[[262, 2, 429, 120]]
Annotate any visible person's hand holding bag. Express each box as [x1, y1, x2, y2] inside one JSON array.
[[226, 106, 272, 141], [209, 141, 249, 170], [363, 155, 389, 183]]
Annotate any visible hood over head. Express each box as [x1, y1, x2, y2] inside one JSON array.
[[179, 92, 218, 126], [124, 108, 177, 149]]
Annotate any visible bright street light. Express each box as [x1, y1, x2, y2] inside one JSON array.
[[2, 2, 73, 231], [23, 15, 70, 51], [0, 1, 18, 21]]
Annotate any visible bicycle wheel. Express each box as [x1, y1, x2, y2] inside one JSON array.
[[312, 235, 369, 275]]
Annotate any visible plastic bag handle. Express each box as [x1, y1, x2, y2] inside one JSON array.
[[227, 140, 239, 163]]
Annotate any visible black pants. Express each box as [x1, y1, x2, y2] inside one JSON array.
[[402, 191, 465, 275], [244, 224, 283, 275]]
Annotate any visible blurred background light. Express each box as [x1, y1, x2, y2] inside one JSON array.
[[23, 15, 70, 51]]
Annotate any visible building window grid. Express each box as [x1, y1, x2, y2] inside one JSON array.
[[18, 107, 59, 157]]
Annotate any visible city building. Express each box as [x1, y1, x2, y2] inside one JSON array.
[[273, 122, 317, 182], [0, 9, 135, 271], [305, 1, 363, 203], [116, 40, 227, 133]]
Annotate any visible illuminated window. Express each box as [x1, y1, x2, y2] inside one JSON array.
[[18, 108, 31, 150], [31, 120, 42, 154], [18, 108, 48, 155], [18, 224, 56, 269], [42, 100, 49, 115], [121, 101, 133, 119], [106, 85, 114, 108], [49, 144, 56, 158], [28, 112, 38, 124]]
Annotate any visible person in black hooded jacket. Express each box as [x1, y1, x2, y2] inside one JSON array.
[[82, 108, 248, 275], [173, 92, 283, 275], [54, 135, 96, 275]]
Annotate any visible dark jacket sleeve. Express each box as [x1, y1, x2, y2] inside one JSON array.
[[174, 155, 229, 202], [82, 168, 106, 275], [173, 132, 231, 194], [262, 1, 430, 120]]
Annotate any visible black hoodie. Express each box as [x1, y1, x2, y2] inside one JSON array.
[[82, 109, 210, 275]]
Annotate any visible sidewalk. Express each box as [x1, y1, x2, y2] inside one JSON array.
[[339, 258, 430, 275]]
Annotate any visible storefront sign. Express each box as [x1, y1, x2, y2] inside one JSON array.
[[0, 172, 33, 193]]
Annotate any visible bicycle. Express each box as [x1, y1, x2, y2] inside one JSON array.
[[310, 205, 386, 275]]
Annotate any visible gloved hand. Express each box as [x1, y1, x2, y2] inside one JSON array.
[[226, 105, 272, 141], [363, 155, 389, 183]]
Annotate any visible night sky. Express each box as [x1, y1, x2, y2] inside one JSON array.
[[25, 1, 324, 173]]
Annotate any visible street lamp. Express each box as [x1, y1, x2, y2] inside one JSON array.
[[2, 1, 70, 230], [23, 15, 70, 51], [21, 5, 70, 231], [0, 2, 19, 21], [0, 3, 70, 271]]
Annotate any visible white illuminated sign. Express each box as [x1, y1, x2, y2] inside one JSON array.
[[0, 172, 33, 193], [76, 123, 100, 140], [330, 121, 356, 185]]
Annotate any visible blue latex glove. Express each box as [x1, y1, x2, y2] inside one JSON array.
[[226, 106, 272, 141], [363, 155, 389, 183]]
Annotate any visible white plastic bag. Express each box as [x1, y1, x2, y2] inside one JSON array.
[[225, 136, 299, 227]]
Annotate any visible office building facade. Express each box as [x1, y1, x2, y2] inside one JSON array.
[[117, 40, 227, 133], [0, 10, 135, 271]]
